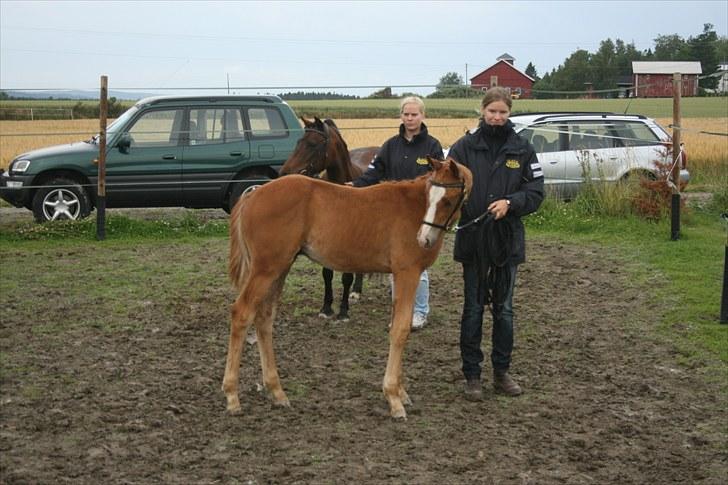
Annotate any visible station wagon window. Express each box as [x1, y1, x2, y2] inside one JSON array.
[[566, 122, 614, 150], [610, 121, 661, 147], [247, 107, 287, 138], [127, 109, 184, 147], [519, 122, 561, 153], [189, 108, 244, 145]]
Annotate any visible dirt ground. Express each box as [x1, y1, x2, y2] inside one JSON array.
[[0, 208, 726, 484]]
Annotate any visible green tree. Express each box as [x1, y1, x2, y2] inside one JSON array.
[[653, 34, 689, 60], [524, 62, 539, 80], [688, 23, 719, 89], [437, 72, 463, 89]]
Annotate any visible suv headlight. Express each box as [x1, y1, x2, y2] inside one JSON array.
[[10, 159, 31, 173]]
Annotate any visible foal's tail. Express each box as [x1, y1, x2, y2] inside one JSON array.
[[229, 196, 251, 291]]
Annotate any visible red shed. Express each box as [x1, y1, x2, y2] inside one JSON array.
[[632, 61, 702, 97], [470, 54, 535, 99]]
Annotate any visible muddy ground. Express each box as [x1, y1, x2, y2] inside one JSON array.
[[0, 208, 726, 484]]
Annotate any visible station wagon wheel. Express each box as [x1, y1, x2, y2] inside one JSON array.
[[32, 177, 91, 223]]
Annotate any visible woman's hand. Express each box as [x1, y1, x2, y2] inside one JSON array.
[[487, 199, 510, 220]]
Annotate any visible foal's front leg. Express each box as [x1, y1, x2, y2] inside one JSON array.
[[382, 270, 419, 420]]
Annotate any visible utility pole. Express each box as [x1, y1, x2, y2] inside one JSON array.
[[671, 73, 682, 241], [465, 63, 468, 87]]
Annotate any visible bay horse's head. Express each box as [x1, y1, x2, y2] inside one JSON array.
[[279, 117, 351, 181], [417, 157, 473, 249]]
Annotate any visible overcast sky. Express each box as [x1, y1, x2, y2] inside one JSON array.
[[1, 0, 726, 97]]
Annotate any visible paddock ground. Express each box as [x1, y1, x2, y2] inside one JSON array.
[[0, 210, 726, 484]]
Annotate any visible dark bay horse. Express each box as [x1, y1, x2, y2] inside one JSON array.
[[279, 117, 378, 320], [223, 157, 472, 419]]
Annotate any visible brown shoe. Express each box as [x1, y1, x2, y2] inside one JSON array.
[[464, 377, 483, 401], [493, 370, 523, 396]]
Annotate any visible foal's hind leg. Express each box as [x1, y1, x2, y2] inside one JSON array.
[[336, 272, 354, 321], [349, 273, 364, 303], [222, 272, 279, 414], [319, 267, 335, 318], [255, 274, 290, 407]]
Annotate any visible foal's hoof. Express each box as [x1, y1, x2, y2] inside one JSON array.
[[390, 408, 407, 420], [348, 292, 361, 304], [336, 313, 350, 322]]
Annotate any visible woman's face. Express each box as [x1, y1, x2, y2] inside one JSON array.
[[481, 100, 511, 126], [400, 103, 424, 133]]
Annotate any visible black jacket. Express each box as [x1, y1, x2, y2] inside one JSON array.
[[353, 123, 443, 187], [448, 120, 544, 265]]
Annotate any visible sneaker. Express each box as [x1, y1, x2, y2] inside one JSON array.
[[411, 313, 427, 330], [493, 369, 523, 396], [464, 377, 483, 401]]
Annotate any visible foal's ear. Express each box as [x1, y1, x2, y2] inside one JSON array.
[[447, 158, 461, 179], [426, 155, 444, 171], [300, 116, 313, 127]]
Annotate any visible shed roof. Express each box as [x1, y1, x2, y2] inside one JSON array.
[[470, 59, 535, 83], [632, 61, 702, 74]]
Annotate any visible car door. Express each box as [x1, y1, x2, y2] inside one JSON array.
[[105, 108, 184, 206], [519, 122, 569, 198], [608, 120, 667, 177], [245, 106, 297, 174], [181, 107, 251, 207]]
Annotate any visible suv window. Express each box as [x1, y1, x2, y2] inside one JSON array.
[[189, 108, 244, 145], [247, 107, 287, 138], [610, 121, 661, 147], [128, 109, 184, 147]]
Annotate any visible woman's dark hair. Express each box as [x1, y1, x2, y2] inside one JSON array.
[[481, 87, 513, 110]]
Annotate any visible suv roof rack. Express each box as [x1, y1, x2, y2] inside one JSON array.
[[139, 95, 282, 106]]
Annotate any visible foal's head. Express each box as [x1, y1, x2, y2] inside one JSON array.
[[279, 117, 351, 181], [417, 158, 473, 249]]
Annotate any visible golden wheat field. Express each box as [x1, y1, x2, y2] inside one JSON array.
[[1, 117, 726, 174]]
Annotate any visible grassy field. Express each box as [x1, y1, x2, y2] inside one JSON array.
[[1, 96, 727, 118]]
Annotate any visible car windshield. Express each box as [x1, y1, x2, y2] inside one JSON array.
[[88, 105, 139, 143]]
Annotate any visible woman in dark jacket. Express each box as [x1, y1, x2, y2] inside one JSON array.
[[447, 87, 544, 400]]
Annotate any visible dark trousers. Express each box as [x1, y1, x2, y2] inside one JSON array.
[[459, 263, 518, 379]]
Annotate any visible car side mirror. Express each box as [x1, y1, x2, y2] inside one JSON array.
[[116, 133, 132, 154]]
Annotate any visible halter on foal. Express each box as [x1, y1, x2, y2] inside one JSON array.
[[223, 157, 472, 419], [279, 117, 375, 320]]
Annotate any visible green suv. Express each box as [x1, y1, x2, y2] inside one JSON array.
[[0, 95, 304, 221]]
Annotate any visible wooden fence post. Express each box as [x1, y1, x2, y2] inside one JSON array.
[[671, 72, 681, 241], [96, 75, 108, 241]]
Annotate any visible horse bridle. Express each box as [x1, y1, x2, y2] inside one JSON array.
[[299, 126, 330, 177], [421, 179, 467, 232]]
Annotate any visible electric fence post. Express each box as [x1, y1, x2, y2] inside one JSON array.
[[670, 73, 681, 241], [721, 213, 728, 324], [96, 75, 108, 241]]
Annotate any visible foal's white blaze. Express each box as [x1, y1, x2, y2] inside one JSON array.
[[417, 185, 446, 248]]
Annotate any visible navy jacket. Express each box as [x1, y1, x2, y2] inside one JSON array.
[[448, 120, 544, 265], [353, 123, 443, 187]]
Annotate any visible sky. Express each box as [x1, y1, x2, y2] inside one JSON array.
[[1, 0, 726, 98]]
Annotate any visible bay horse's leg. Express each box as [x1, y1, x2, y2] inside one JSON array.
[[222, 271, 278, 414], [382, 269, 420, 420], [255, 274, 290, 407], [349, 273, 364, 303], [336, 272, 354, 321], [319, 267, 335, 318]]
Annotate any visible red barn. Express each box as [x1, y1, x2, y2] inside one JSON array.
[[632, 61, 702, 97], [470, 54, 535, 99]]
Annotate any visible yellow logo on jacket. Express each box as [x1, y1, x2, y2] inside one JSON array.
[[416, 157, 429, 165], [505, 159, 520, 169]]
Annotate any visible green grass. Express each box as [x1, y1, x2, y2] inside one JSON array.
[[2, 96, 726, 119], [526, 200, 728, 364]]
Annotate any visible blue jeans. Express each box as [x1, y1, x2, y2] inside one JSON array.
[[459, 263, 517, 379], [391, 270, 429, 317]]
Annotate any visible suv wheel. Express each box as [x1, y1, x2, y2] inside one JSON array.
[[226, 176, 271, 213], [32, 178, 91, 222]]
